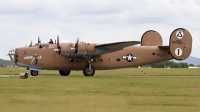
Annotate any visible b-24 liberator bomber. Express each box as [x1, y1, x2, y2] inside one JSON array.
[[8, 28, 192, 76]]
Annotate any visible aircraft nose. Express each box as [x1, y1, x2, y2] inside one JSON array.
[[8, 49, 18, 64]]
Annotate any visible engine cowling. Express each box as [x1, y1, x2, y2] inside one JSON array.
[[59, 42, 97, 57]]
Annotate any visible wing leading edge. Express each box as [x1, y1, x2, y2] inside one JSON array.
[[95, 41, 141, 50], [59, 41, 141, 57]]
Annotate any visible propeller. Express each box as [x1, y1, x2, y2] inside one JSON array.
[[38, 37, 41, 43], [29, 41, 32, 47], [57, 35, 59, 48], [74, 37, 79, 54], [56, 35, 61, 55], [70, 37, 79, 54]]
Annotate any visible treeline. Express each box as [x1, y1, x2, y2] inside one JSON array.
[[143, 61, 190, 68], [0, 59, 12, 66]]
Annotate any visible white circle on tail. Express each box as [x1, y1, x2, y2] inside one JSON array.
[[175, 48, 183, 56], [176, 30, 184, 39]]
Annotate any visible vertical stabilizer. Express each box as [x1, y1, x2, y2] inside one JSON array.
[[141, 30, 162, 46], [169, 28, 192, 60]]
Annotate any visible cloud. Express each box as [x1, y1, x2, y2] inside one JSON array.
[[0, 0, 200, 60]]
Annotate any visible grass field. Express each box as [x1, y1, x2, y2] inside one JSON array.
[[1, 67, 200, 76], [0, 67, 200, 112]]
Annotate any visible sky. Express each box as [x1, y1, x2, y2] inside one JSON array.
[[1, 0, 200, 60]]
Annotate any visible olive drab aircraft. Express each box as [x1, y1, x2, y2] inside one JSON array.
[[8, 28, 192, 77]]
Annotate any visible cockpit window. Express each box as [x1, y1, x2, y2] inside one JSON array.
[[37, 44, 54, 49]]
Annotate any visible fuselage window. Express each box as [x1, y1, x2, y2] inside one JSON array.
[[98, 59, 103, 62], [24, 51, 26, 54], [92, 59, 98, 62], [76, 59, 80, 62], [49, 44, 54, 48], [109, 58, 113, 61], [69, 59, 74, 62], [116, 58, 120, 61], [39, 45, 43, 49]]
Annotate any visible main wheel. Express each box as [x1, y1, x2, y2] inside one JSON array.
[[30, 70, 38, 76], [59, 70, 71, 76], [83, 65, 95, 76]]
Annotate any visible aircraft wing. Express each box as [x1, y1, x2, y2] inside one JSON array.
[[58, 41, 141, 57], [95, 41, 141, 50]]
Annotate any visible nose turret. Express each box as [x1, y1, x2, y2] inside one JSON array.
[[8, 49, 18, 64]]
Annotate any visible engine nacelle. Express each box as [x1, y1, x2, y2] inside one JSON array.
[[59, 42, 97, 57]]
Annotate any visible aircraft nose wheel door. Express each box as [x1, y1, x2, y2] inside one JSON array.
[[83, 65, 95, 76]]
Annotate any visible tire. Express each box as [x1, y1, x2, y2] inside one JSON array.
[[83, 65, 95, 76], [59, 70, 71, 76], [30, 70, 38, 76]]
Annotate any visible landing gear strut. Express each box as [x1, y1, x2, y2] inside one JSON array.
[[83, 57, 95, 76], [30, 70, 38, 76], [59, 70, 71, 76], [83, 65, 95, 76]]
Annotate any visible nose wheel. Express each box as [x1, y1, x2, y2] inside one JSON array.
[[30, 70, 38, 76]]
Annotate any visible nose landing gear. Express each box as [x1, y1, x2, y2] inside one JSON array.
[[30, 70, 38, 76]]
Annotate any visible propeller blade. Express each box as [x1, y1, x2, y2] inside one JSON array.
[[38, 37, 41, 43], [29, 41, 32, 47], [57, 35, 59, 48], [74, 37, 79, 54], [56, 35, 61, 55]]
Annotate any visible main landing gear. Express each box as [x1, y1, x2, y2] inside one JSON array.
[[83, 57, 95, 76], [30, 70, 71, 76], [59, 70, 71, 76], [30, 70, 38, 76], [83, 65, 95, 76]]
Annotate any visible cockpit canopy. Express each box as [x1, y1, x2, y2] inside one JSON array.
[[31, 43, 55, 49]]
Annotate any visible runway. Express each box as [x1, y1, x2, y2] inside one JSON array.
[[1, 74, 200, 78], [0, 75, 18, 77]]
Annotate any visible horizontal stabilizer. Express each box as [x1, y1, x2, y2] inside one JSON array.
[[95, 41, 140, 50], [158, 46, 169, 50]]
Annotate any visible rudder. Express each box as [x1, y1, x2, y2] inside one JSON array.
[[169, 28, 192, 60]]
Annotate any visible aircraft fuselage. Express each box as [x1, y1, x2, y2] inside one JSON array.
[[15, 44, 172, 70]]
